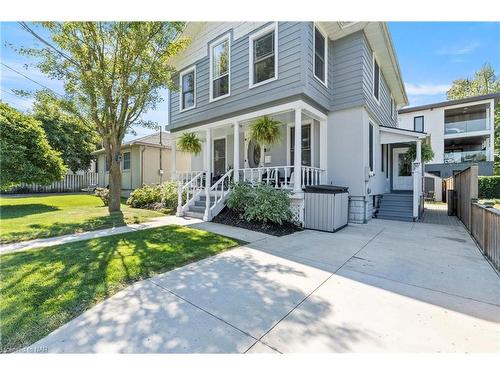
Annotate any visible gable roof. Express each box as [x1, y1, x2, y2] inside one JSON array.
[[399, 92, 500, 114], [92, 132, 173, 155]]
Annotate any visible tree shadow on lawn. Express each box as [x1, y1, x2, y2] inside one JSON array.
[[0, 212, 128, 244], [0, 204, 60, 219], [0, 225, 244, 353]]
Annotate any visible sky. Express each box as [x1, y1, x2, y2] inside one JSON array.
[[1, 22, 499, 141]]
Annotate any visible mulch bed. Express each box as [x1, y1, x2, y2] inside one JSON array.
[[212, 207, 303, 237]]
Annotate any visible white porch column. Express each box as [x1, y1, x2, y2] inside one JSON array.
[[413, 139, 422, 218], [204, 128, 212, 221], [319, 119, 328, 184], [171, 136, 177, 181], [233, 122, 240, 182], [293, 107, 302, 193]]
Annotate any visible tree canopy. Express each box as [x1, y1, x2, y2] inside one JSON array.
[[21, 22, 188, 211], [0, 102, 67, 189], [32, 91, 100, 172], [446, 63, 500, 174]]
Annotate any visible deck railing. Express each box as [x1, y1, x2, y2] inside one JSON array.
[[238, 165, 324, 189]]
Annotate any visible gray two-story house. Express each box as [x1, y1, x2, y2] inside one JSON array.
[[166, 22, 426, 223]]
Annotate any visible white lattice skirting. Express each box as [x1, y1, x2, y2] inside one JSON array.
[[290, 197, 304, 226]]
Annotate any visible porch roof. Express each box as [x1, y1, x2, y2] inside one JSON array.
[[380, 125, 427, 145]]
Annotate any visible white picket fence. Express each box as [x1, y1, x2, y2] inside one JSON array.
[[6, 172, 99, 193]]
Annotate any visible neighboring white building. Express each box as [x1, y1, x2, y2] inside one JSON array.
[[398, 93, 498, 201]]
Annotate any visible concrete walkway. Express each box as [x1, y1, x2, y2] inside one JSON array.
[[26, 218, 500, 353]]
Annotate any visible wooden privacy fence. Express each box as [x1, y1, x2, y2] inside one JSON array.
[[5, 172, 98, 194], [451, 166, 499, 270]]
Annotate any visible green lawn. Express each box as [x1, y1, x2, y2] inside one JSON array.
[[0, 194, 163, 244], [0, 225, 242, 352]]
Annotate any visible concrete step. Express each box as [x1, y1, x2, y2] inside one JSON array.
[[188, 205, 206, 213], [376, 210, 414, 219], [379, 201, 413, 208], [381, 195, 413, 202], [378, 208, 413, 215], [376, 214, 414, 222], [184, 211, 204, 219]]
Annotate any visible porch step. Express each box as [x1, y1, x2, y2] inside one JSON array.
[[375, 193, 414, 222], [183, 210, 204, 219]]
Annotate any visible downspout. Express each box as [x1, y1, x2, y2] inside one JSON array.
[[159, 131, 163, 184], [140, 146, 146, 186]]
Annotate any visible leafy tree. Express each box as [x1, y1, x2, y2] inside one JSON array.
[[447, 63, 500, 174], [0, 102, 66, 189], [32, 91, 100, 172], [21, 22, 188, 212]]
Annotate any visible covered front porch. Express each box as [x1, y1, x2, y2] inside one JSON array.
[[170, 100, 328, 222], [379, 126, 427, 220]]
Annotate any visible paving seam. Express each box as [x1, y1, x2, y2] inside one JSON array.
[[244, 227, 386, 353]]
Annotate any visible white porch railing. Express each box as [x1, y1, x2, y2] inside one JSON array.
[[177, 171, 206, 216], [206, 169, 234, 220], [175, 170, 205, 185], [238, 166, 324, 189]]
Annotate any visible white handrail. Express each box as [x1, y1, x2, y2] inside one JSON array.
[[238, 165, 324, 189], [177, 170, 206, 216], [208, 169, 234, 211], [174, 170, 204, 185]]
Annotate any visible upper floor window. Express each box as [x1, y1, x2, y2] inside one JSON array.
[[122, 152, 131, 170], [390, 97, 395, 119], [210, 35, 230, 101], [369, 122, 374, 171], [249, 23, 278, 88], [414, 116, 424, 132], [373, 55, 380, 102], [180, 67, 196, 111], [314, 26, 327, 85]]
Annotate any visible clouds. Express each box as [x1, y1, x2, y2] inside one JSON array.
[[436, 41, 480, 56], [405, 82, 450, 96]]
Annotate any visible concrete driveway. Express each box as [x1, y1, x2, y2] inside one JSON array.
[[29, 218, 500, 353]]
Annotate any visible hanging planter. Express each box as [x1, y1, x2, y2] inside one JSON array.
[[177, 132, 202, 155], [404, 142, 435, 164], [249, 116, 282, 146]]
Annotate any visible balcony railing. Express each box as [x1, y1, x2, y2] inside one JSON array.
[[444, 118, 489, 135], [444, 150, 488, 164]]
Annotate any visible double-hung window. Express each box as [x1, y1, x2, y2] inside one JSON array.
[[250, 24, 277, 87], [414, 116, 424, 132], [180, 67, 196, 111], [373, 55, 380, 102], [313, 25, 327, 85], [122, 152, 131, 170], [210, 35, 230, 101]]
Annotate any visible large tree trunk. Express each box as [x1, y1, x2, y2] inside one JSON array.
[[107, 138, 122, 213]]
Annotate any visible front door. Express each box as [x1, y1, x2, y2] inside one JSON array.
[[392, 147, 413, 191], [213, 138, 226, 178]]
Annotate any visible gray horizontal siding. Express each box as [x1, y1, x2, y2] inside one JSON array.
[[329, 31, 365, 112], [168, 22, 305, 131], [360, 33, 397, 127]]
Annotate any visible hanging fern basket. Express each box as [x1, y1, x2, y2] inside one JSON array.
[[177, 132, 202, 155], [249, 116, 282, 146]]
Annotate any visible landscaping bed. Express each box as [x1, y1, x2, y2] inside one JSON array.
[[213, 206, 302, 237], [0, 225, 243, 353]]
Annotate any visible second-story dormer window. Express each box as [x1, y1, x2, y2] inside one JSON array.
[[210, 34, 230, 101], [249, 23, 278, 87], [314, 25, 327, 85], [180, 67, 196, 111]]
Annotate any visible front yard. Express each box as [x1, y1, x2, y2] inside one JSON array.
[[0, 194, 163, 244], [0, 225, 242, 352]]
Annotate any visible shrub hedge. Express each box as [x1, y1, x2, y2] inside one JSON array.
[[227, 182, 293, 225], [478, 176, 500, 199], [126, 181, 179, 211]]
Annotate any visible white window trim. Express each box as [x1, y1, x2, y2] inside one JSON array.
[[390, 95, 395, 120], [372, 53, 381, 105], [313, 23, 328, 87], [179, 65, 196, 113], [248, 22, 278, 89], [209, 33, 231, 103]]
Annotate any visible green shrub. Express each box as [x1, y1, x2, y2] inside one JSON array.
[[161, 181, 180, 210], [126, 181, 181, 211], [479, 176, 500, 199], [226, 182, 253, 212], [127, 185, 162, 208], [94, 187, 109, 206], [227, 182, 292, 225]]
